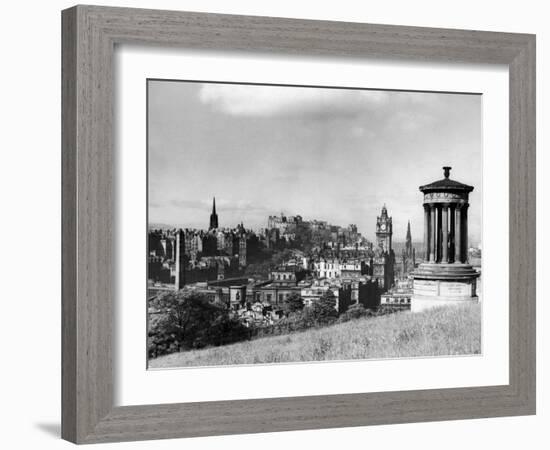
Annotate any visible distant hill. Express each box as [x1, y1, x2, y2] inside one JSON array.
[[148, 223, 176, 230]]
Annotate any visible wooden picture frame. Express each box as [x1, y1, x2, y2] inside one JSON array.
[[61, 5, 536, 444]]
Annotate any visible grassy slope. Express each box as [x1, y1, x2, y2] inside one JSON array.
[[149, 303, 481, 368]]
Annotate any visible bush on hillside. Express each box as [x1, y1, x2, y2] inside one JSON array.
[[148, 291, 251, 358], [302, 292, 339, 327], [338, 303, 373, 323]]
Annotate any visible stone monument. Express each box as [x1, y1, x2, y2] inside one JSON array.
[[411, 167, 480, 312]]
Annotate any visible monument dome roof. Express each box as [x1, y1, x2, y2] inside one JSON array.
[[419, 166, 474, 193]]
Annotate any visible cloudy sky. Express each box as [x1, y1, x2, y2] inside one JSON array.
[[148, 80, 482, 245]]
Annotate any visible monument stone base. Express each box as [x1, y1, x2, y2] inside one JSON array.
[[411, 263, 480, 313]]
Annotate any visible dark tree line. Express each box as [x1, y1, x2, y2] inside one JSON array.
[[148, 291, 251, 358], [148, 290, 384, 359]]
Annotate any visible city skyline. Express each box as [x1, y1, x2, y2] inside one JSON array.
[[148, 80, 482, 245], [148, 80, 483, 368], [150, 198, 426, 244]]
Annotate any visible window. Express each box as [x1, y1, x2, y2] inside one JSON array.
[[278, 294, 284, 303]]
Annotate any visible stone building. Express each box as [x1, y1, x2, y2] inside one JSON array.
[[175, 228, 186, 289], [186, 277, 250, 309], [411, 167, 480, 311], [380, 290, 412, 310], [147, 255, 172, 284], [270, 269, 297, 282], [314, 258, 342, 279], [340, 276, 381, 310], [376, 205, 393, 252], [201, 231, 218, 256], [267, 213, 302, 235], [312, 258, 367, 280], [238, 235, 247, 267], [251, 280, 301, 307], [372, 205, 396, 291], [300, 279, 341, 310], [159, 238, 174, 260], [380, 279, 413, 310]]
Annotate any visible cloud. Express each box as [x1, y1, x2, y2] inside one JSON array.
[[198, 84, 389, 118], [389, 111, 438, 133]]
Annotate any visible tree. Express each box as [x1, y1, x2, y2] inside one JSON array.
[[303, 291, 338, 326], [283, 293, 304, 316], [149, 291, 223, 352], [148, 290, 253, 358], [244, 260, 272, 278], [338, 303, 368, 323], [272, 248, 294, 266], [273, 311, 308, 334], [204, 313, 251, 347]]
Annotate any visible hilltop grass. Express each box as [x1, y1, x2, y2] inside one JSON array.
[[149, 303, 481, 368]]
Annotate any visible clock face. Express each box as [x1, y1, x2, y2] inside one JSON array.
[[381, 223, 386, 231]]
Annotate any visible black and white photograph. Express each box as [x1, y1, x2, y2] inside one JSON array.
[[1, 0, 542, 447], [146, 80, 482, 369]]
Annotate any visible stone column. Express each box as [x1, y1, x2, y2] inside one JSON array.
[[462, 204, 469, 263], [430, 204, 436, 262], [424, 204, 430, 261], [449, 203, 456, 262], [442, 204, 449, 263], [454, 204, 462, 263], [434, 203, 441, 262]]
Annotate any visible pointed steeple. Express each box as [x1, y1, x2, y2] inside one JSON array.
[[405, 220, 413, 256], [209, 196, 219, 230]]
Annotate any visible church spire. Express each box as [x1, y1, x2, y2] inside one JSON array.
[[209, 196, 219, 230], [405, 220, 412, 256]]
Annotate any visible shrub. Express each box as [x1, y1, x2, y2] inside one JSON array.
[[302, 292, 338, 327], [148, 290, 251, 358], [282, 293, 305, 316], [338, 303, 369, 323]]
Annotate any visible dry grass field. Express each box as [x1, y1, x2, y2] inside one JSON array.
[[149, 303, 481, 369]]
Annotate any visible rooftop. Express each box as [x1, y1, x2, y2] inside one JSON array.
[[419, 166, 474, 193]]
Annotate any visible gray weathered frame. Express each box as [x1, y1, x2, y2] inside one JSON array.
[[61, 5, 536, 444]]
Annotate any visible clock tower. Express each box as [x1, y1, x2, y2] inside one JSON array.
[[376, 205, 393, 253]]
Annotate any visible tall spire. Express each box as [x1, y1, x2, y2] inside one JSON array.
[[209, 196, 219, 230], [405, 220, 412, 256]]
